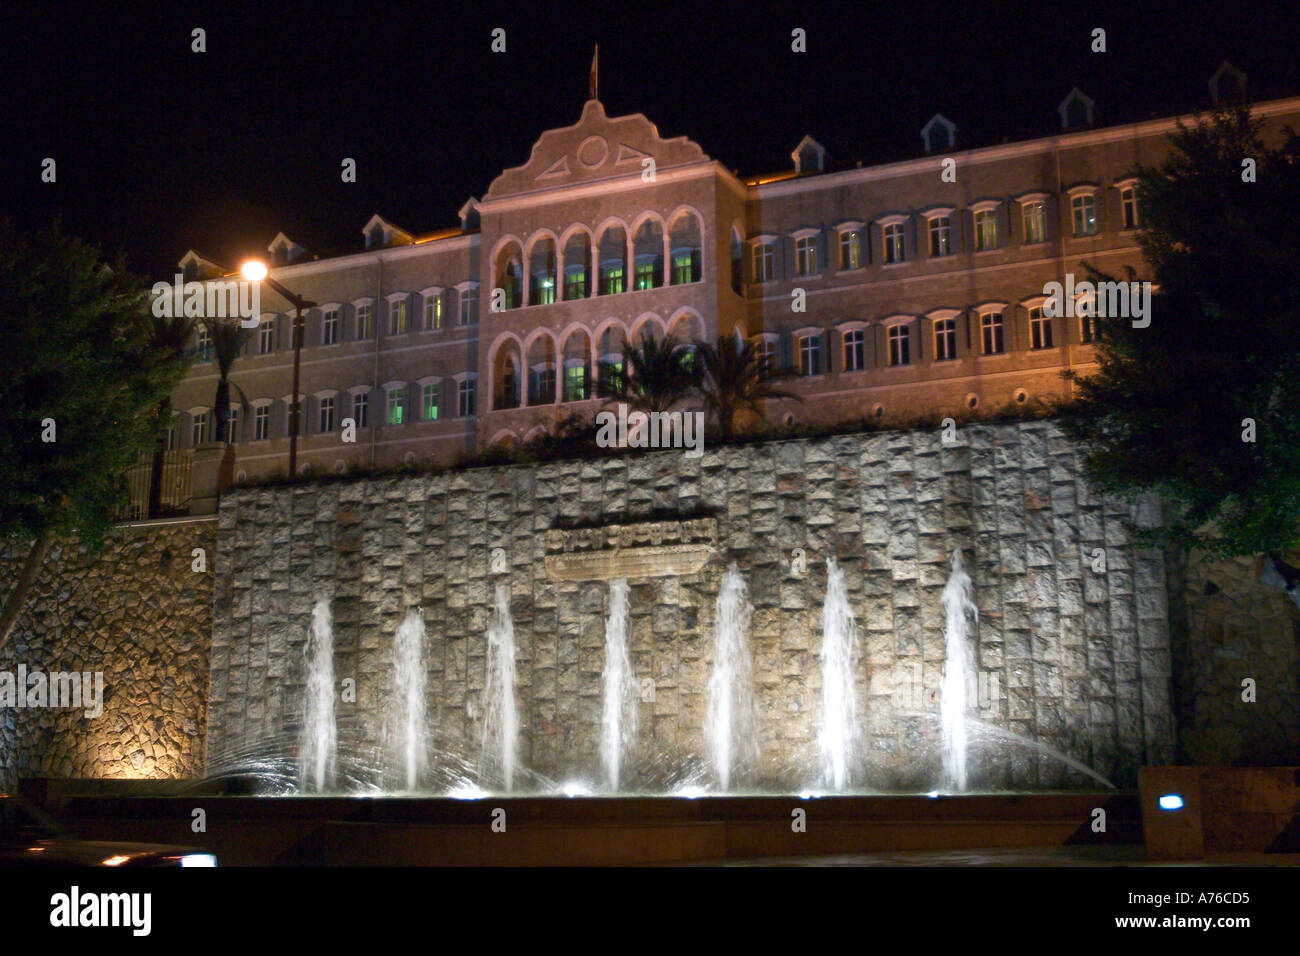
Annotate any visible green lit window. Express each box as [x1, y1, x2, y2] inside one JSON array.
[[565, 272, 587, 299], [422, 383, 439, 420], [387, 387, 404, 425], [536, 277, 555, 305], [564, 365, 587, 401], [603, 267, 624, 295], [672, 252, 695, 285], [634, 262, 655, 291]]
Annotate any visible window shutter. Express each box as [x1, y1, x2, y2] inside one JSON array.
[[821, 331, 831, 374], [778, 332, 794, 373]]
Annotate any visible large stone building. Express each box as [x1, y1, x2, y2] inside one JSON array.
[[162, 65, 1300, 495]]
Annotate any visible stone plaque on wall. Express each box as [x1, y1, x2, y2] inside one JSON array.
[[544, 517, 717, 581]]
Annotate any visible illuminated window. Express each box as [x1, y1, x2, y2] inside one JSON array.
[[672, 252, 696, 285], [603, 266, 625, 295], [388, 300, 407, 335], [1023, 201, 1047, 244], [422, 383, 440, 420], [535, 277, 556, 305], [634, 261, 655, 291], [795, 236, 818, 277], [564, 364, 588, 401], [974, 209, 999, 251], [424, 293, 442, 330], [565, 270, 587, 300], [839, 230, 862, 270], [386, 387, 404, 425]]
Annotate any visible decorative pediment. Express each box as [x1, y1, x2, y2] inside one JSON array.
[[486, 99, 709, 199]]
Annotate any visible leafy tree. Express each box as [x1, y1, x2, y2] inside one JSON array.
[[692, 332, 801, 441], [0, 221, 191, 648], [146, 312, 195, 517], [1060, 104, 1300, 560], [597, 328, 700, 414]]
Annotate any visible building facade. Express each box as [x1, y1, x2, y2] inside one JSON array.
[[163, 77, 1300, 490]]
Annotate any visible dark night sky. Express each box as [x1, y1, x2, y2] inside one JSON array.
[[1, 0, 1296, 279]]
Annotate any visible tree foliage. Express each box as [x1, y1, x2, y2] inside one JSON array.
[[692, 332, 801, 440], [1060, 105, 1300, 558], [597, 328, 699, 414]]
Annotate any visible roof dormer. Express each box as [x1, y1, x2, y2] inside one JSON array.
[[1058, 88, 1095, 130], [178, 249, 222, 281], [1209, 60, 1247, 106], [361, 213, 414, 250], [267, 231, 307, 265], [920, 113, 957, 153], [458, 198, 480, 233], [791, 135, 825, 174]]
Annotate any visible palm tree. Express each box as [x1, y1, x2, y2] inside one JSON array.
[[206, 318, 250, 444], [693, 331, 801, 441], [146, 313, 195, 517], [597, 328, 700, 415]]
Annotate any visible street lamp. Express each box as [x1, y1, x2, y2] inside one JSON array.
[[241, 260, 316, 477]]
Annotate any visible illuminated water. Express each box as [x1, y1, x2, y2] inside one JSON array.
[[940, 550, 978, 791], [300, 599, 337, 793], [480, 584, 519, 792], [600, 577, 636, 792], [819, 557, 860, 791], [391, 608, 427, 791], [705, 564, 759, 792]]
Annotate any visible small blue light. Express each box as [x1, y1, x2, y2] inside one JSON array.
[[1158, 793, 1184, 811]]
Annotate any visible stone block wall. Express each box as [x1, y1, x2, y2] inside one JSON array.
[[0, 520, 214, 791], [1166, 549, 1300, 766], [209, 420, 1173, 792]]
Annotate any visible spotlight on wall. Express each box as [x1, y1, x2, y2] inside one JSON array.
[[1158, 793, 1185, 811], [240, 260, 268, 282]]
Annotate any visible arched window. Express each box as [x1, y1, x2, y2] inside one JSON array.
[[494, 241, 524, 310], [528, 237, 556, 306], [563, 231, 591, 300], [562, 329, 592, 402], [598, 225, 627, 295], [527, 334, 557, 405], [669, 212, 703, 285], [632, 219, 664, 290], [730, 229, 743, 294]]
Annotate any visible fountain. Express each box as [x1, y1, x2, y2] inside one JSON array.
[[480, 584, 519, 792], [391, 607, 428, 791], [819, 557, 860, 791], [600, 577, 637, 792], [940, 549, 978, 791], [300, 599, 337, 793], [705, 563, 759, 791]]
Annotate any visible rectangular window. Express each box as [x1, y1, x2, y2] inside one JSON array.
[[537, 277, 556, 304], [843, 329, 865, 372], [319, 396, 335, 433], [459, 288, 477, 325], [1029, 307, 1053, 349], [928, 217, 951, 257], [225, 408, 239, 443], [887, 325, 910, 366], [285, 401, 303, 437], [530, 368, 556, 405], [603, 266, 625, 295], [322, 309, 339, 346], [799, 334, 822, 376], [386, 387, 404, 425], [974, 209, 999, 251], [388, 300, 407, 335], [1072, 194, 1097, 236], [565, 270, 587, 300], [191, 412, 207, 446], [755, 338, 776, 378], [458, 379, 476, 417], [884, 223, 905, 264], [196, 328, 213, 362], [165, 426, 177, 451], [634, 261, 656, 291], [934, 318, 957, 360], [356, 304, 373, 339], [795, 237, 817, 277], [1121, 187, 1139, 229], [259, 321, 274, 354], [839, 230, 861, 270], [424, 294, 443, 330], [422, 383, 440, 420], [254, 405, 269, 441], [672, 252, 695, 285], [353, 393, 368, 429], [981, 312, 1004, 355], [564, 364, 587, 401], [753, 243, 774, 282], [1023, 201, 1047, 244], [1080, 315, 1097, 344]]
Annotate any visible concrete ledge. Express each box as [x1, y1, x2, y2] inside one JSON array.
[[1139, 766, 1300, 860]]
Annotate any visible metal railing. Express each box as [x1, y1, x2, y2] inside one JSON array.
[[116, 448, 194, 521]]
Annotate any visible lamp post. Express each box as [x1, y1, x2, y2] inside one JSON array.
[[241, 260, 316, 477]]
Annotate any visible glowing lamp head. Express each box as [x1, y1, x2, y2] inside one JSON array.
[[1158, 793, 1185, 811], [240, 260, 268, 282]]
